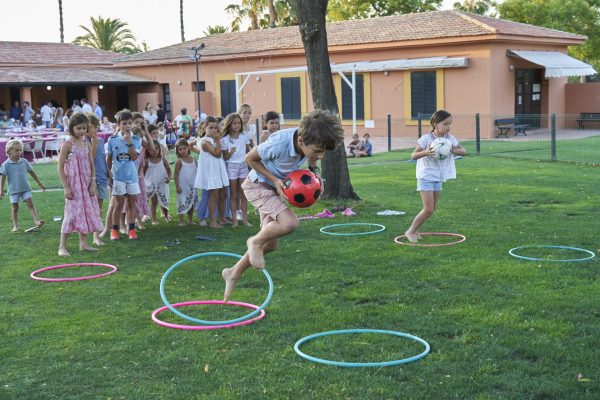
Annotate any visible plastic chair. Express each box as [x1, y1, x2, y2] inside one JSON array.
[[45, 138, 61, 159], [23, 139, 46, 162]]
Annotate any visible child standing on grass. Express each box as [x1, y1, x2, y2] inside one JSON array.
[[144, 139, 171, 224], [404, 110, 467, 243], [57, 113, 103, 256], [174, 138, 198, 225], [260, 111, 280, 143], [85, 112, 109, 246], [0, 139, 45, 233], [194, 116, 229, 228], [106, 109, 142, 241], [222, 113, 252, 227], [222, 110, 344, 301]]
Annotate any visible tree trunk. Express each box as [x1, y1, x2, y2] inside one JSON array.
[[58, 0, 64, 43], [268, 0, 278, 27], [180, 0, 185, 42], [293, 0, 359, 200]]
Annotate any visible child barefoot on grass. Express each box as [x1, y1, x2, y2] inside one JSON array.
[[0, 139, 45, 232], [222, 110, 344, 301], [57, 113, 104, 256], [404, 110, 467, 243]]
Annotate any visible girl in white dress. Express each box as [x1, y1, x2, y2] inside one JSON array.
[[144, 140, 171, 225], [194, 116, 229, 228], [174, 138, 198, 225]]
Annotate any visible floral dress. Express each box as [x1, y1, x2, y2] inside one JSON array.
[[61, 139, 103, 234], [176, 159, 198, 214], [145, 158, 170, 209]]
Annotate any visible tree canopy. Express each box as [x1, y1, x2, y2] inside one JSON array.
[[73, 16, 142, 54]]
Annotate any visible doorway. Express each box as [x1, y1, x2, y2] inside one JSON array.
[[515, 69, 542, 128]]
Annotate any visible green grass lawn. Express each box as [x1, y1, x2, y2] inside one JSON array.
[[2, 152, 599, 399]]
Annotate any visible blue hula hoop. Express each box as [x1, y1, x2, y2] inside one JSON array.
[[320, 223, 386, 236], [509, 245, 596, 262], [160, 252, 273, 325], [294, 328, 430, 367]]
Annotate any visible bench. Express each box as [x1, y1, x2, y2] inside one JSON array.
[[575, 112, 600, 129], [494, 118, 529, 138]]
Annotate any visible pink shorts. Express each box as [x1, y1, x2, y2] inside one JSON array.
[[226, 161, 249, 180], [242, 178, 288, 227]]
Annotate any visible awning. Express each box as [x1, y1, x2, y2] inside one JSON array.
[[0, 67, 155, 86], [507, 50, 596, 78]]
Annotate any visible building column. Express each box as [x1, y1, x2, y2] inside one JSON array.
[[20, 87, 32, 106], [86, 86, 99, 105]]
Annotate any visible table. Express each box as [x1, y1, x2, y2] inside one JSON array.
[[0, 137, 59, 163], [5, 130, 58, 139]]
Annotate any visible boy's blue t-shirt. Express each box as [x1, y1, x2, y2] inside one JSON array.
[[0, 158, 33, 194], [107, 134, 141, 184], [247, 128, 307, 187]]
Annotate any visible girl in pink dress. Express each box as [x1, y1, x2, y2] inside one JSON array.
[[57, 113, 104, 256]]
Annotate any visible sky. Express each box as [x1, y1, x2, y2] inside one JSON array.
[[1, 0, 457, 51]]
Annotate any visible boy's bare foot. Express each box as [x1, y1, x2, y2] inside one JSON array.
[[11, 227, 19, 233], [80, 244, 99, 252], [404, 231, 419, 243], [416, 232, 423, 240], [247, 237, 265, 269], [242, 221, 253, 227], [209, 223, 224, 228], [222, 267, 238, 302], [36, 220, 45, 228], [93, 238, 105, 246], [58, 247, 70, 257]]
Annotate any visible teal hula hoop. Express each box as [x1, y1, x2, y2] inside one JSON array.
[[160, 252, 273, 325], [509, 245, 596, 262], [294, 328, 430, 367], [320, 223, 386, 236]]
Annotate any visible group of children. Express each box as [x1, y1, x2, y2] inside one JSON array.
[[0, 105, 464, 300], [346, 132, 372, 157]]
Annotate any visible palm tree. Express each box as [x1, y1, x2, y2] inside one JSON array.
[[58, 0, 64, 43], [203, 25, 230, 36], [226, 0, 265, 30], [73, 16, 140, 54], [180, 0, 185, 42]]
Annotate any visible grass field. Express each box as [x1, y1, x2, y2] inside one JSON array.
[[1, 151, 599, 399]]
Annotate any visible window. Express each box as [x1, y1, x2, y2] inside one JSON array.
[[162, 84, 171, 120], [219, 79, 236, 117], [341, 74, 364, 120], [410, 71, 437, 119], [191, 81, 206, 92], [281, 77, 301, 120]]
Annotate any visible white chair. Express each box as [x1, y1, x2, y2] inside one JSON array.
[[45, 138, 61, 159], [23, 139, 46, 162]]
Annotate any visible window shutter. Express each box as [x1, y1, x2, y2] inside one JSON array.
[[411, 71, 436, 119], [281, 77, 301, 119], [220, 80, 236, 117], [341, 74, 364, 120]]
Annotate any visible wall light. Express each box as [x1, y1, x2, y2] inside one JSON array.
[[99, 84, 104, 89], [177, 80, 182, 86], [256, 76, 261, 82], [46, 85, 52, 90], [384, 71, 390, 76], [509, 65, 514, 71]]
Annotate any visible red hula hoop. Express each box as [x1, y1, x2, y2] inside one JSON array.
[[30, 263, 118, 282]]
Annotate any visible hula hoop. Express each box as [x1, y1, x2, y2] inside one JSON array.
[[509, 245, 596, 262], [30, 263, 118, 282], [394, 232, 466, 247], [294, 328, 430, 367], [160, 252, 273, 325], [320, 223, 386, 236], [152, 300, 266, 330]]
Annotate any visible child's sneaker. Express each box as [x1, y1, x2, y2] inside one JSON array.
[[110, 229, 120, 241], [128, 229, 138, 240], [316, 209, 335, 219]]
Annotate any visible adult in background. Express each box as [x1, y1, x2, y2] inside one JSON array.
[[80, 98, 93, 114], [9, 101, 22, 123], [94, 102, 103, 119], [22, 102, 34, 126], [71, 99, 82, 113], [175, 108, 193, 139], [156, 104, 166, 124], [40, 101, 54, 128], [143, 103, 158, 125]]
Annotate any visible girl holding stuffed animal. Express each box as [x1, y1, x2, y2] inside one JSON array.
[[404, 110, 466, 243]]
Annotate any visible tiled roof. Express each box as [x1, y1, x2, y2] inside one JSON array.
[[117, 10, 585, 63], [0, 67, 153, 85], [0, 41, 121, 65]]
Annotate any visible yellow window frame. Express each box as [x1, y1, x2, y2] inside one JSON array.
[[404, 69, 444, 125], [275, 72, 307, 125]]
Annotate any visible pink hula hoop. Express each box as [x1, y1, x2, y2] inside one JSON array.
[[30, 263, 118, 282], [394, 232, 466, 247], [151, 300, 266, 331]]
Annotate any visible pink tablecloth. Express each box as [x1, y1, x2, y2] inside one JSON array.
[[0, 137, 59, 163]]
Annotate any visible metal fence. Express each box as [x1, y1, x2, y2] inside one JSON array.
[[311, 113, 600, 165]]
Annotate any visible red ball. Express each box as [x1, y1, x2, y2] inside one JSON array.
[[282, 170, 322, 208]]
